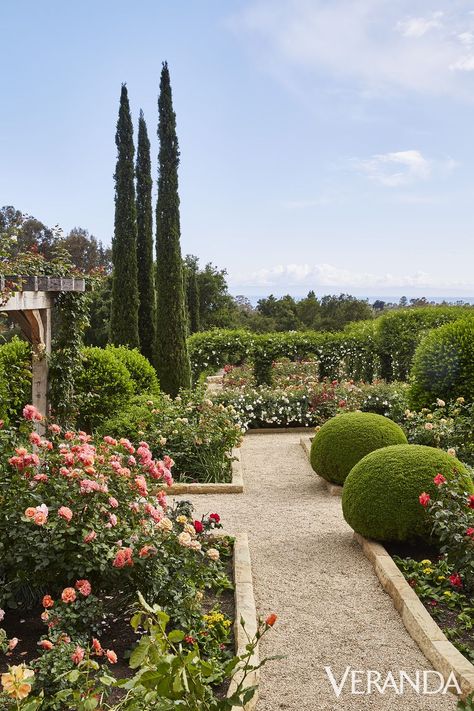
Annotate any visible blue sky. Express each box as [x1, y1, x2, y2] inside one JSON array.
[[2, 0, 474, 297]]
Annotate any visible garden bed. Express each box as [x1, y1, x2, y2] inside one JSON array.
[[166, 447, 244, 494], [354, 532, 474, 698]]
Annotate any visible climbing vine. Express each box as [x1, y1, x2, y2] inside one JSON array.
[[1, 216, 94, 426]]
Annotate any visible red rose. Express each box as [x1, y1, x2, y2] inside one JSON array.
[[193, 520, 204, 533], [433, 473, 446, 486], [209, 513, 220, 523], [468, 495, 474, 509], [449, 573, 462, 588], [419, 492, 431, 507], [466, 527, 474, 537]]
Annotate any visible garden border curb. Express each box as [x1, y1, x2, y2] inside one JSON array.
[[299, 436, 343, 496], [247, 426, 313, 434], [354, 531, 474, 699], [229, 532, 260, 711], [167, 448, 243, 495]]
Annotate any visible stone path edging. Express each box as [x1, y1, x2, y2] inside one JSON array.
[[167, 448, 243, 495], [355, 532, 474, 698], [299, 436, 343, 496], [228, 532, 260, 711]]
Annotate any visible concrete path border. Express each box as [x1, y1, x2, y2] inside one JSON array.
[[228, 532, 260, 711], [354, 532, 474, 699], [167, 448, 243, 495]]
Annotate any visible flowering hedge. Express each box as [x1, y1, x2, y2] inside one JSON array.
[[101, 391, 243, 483], [211, 379, 409, 430]]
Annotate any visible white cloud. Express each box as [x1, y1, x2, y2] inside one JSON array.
[[450, 54, 474, 71], [230, 1, 474, 97], [396, 12, 443, 38], [230, 263, 474, 291], [357, 150, 431, 186]]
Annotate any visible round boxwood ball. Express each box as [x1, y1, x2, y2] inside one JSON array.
[[310, 412, 407, 486], [342, 444, 474, 542]]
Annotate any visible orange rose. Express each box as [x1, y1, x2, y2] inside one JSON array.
[[265, 613, 277, 627], [42, 595, 54, 609], [61, 587, 76, 604]]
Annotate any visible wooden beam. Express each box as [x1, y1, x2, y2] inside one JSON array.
[[0, 276, 85, 292], [0, 292, 53, 311]]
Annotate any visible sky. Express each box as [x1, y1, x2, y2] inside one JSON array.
[[2, 0, 474, 298]]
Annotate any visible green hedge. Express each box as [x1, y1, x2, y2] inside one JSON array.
[[342, 444, 474, 542], [410, 319, 474, 408], [377, 307, 473, 381], [106, 345, 159, 395], [0, 338, 32, 424], [188, 325, 381, 385], [310, 412, 407, 485]]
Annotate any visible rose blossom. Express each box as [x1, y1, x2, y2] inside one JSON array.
[[23, 404, 43, 421], [58, 506, 73, 523], [108, 497, 119, 509], [265, 613, 277, 627], [38, 640, 54, 650], [419, 492, 431, 507], [61, 587, 76, 604], [207, 548, 220, 561], [92, 638, 103, 656], [106, 649, 117, 664], [75, 579, 92, 597], [112, 547, 133, 568], [83, 530, 97, 543], [433, 474, 446, 486], [42, 595, 54, 609], [466, 527, 474, 537], [449, 573, 462, 588], [194, 520, 204, 534], [209, 513, 220, 523], [447, 448, 456, 457], [468, 495, 474, 509], [71, 646, 85, 664], [178, 532, 192, 547], [0, 609, 4, 622]]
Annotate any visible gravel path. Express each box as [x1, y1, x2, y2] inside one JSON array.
[[177, 432, 458, 711]]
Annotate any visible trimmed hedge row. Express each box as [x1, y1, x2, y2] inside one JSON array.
[[189, 307, 474, 386], [188, 323, 380, 385]]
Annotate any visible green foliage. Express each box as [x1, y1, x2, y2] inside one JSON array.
[[394, 556, 474, 665], [187, 328, 381, 385], [377, 306, 472, 381], [75, 347, 134, 430], [310, 412, 407, 485], [136, 110, 156, 364], [184, 256, 200, 334], [84, 276, 112, 348], [106, 345, 159, 395], [49, 291, 90, 427], [110, 84, 140, 349], [101, 391, 243, 484], [342, 444, 474, 542], [155, 62, 191, 396], [0, 337, 31, 424], [410, 319, 474, 408]]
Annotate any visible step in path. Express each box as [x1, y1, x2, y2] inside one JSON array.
[[178, 432, 457, 711]]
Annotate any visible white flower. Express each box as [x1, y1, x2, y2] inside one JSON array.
[[178, 532, 192, 547], [436, 399, 446, 407], [447, 448, 456, 457], [158, 517, 173, 532], [0, 609, 4, 622], [207, 548, 220, 561]]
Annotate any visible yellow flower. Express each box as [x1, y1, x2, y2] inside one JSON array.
[[421, 559, 432, 565], [443, 591, 452, 597], [1, 665, 34, 700], [438, 576, 446, 581], [423, 568, 433, 575], [176, 515, 187, 525]]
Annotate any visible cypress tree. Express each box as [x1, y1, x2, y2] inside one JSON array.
[[136, 110, 157, 363], [187, 265, 200, 334], [110, 84, 140, 348], [155, 62, 191, 394]]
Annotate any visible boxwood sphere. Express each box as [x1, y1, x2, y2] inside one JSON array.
[[410, 318, 474, 408], [310, 412, 407, 486], [342, 444, 474, 542]]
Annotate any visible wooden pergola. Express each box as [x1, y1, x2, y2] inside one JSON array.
[[0, 276, 85, 423]]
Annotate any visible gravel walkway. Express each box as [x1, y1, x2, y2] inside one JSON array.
[[177, 432, 458, 711]]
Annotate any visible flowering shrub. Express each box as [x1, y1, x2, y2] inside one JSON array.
[[402, 397, 474, 465], [0, 406, 228, 614], [394, 556, 474, 664], [212, 378, 409, 430], [419, 474, 474, 592], [102, 391, 243, 483]]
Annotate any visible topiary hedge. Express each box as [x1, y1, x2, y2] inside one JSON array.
[[106, 345, 159, 395], [410, 319, 474, 408], [310, 412, 407, 485], [75, 347, 134, 431], [342, 444, 474, 542], [377, 306, 473, 382]]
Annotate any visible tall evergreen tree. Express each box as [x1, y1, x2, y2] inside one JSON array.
[[136, 110, 157, 363], [184, 255, 200, 334], [110, 84, 140, 348], [155, 62, 191, 394]]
